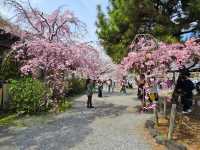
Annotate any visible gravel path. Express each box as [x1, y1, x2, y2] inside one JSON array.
[[0, 89, 153, 150]]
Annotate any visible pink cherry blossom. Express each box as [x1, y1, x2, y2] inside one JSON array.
[[6, 0, 113, 103], [120, 38, 200, 77]]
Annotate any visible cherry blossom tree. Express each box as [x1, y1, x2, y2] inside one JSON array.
[[12, 38, 105, 103], [120, 35, 200, 105], [4, 0, 86, 42], [120, 39, 200, 76], [4, 0, 108, 104]]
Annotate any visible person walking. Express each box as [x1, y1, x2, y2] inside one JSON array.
[[97, 80, 103, 97], [86, 79, 95, 108]]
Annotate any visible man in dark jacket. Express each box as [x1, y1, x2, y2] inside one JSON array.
[[176, 71, 194, 113]]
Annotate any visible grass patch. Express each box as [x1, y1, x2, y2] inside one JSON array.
[[0, 114, 25, 127], [0, 114, 16, 126], [58, 101, 72, 112], [0, 95, 77, 128], [0, 101, 72, 127], [0, 113, 55, 128]]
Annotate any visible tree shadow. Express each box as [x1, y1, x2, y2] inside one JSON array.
[[102, 91, 133, 97], [0, 101, 127, 150], [133, 105, 154, 114]]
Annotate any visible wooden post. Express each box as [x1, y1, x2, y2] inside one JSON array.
[[154, 101, 159, 125], [164, 98, 167, 118], [168, 104, 176, 140]]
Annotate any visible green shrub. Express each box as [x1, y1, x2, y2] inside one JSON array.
[[66, 78, 86, 96], [8, 77, 48, 114], [0, 54, 21, 80]]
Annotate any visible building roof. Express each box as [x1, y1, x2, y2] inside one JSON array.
[[0, 28, 20, 49]]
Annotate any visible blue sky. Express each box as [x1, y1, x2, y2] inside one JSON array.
[[0, 0, 109, 41], [1, 0, 192, 42]]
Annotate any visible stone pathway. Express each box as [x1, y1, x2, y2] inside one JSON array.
[[0, 89, 154, 150]]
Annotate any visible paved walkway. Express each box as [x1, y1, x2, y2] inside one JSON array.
[[0, 89, 153, 150]]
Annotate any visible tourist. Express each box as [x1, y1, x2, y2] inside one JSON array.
[[120, 77, 127, 94], [112, 80, 116, 92], [107, 79, 112, 93], [135, 74, 146, 108], [86, 79, 95, 108], [128, 79, 133, 88], [97, 80, 103, 97], [176, 72, 194, 113]]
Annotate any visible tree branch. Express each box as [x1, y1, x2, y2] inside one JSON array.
[[37, 12, 52, 40], [5, 0, 40, 33]]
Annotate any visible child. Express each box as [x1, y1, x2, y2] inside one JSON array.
[[147, 77, 159, 103]]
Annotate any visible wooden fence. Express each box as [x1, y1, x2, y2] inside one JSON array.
[[154, 96, 177, 140]]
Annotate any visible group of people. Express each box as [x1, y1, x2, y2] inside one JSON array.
[[97, 79, 116, 97], [85, 78, 116, 108], [120, 78, 135, 94], [134, 70, 195, 114], [86, 70, 195, 113], [134, 74, 159, 111], [85, 75, 157, 110]]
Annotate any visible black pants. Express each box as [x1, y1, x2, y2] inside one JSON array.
[[87, 95, 93, 107], [181, 96, 192, 111]]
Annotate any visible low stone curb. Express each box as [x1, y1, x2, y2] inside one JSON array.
[[145, 120, 187, 150]]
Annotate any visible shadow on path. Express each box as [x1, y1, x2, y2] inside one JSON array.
[[0, 100, 127, 150], [102, 91, 133, 97]]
